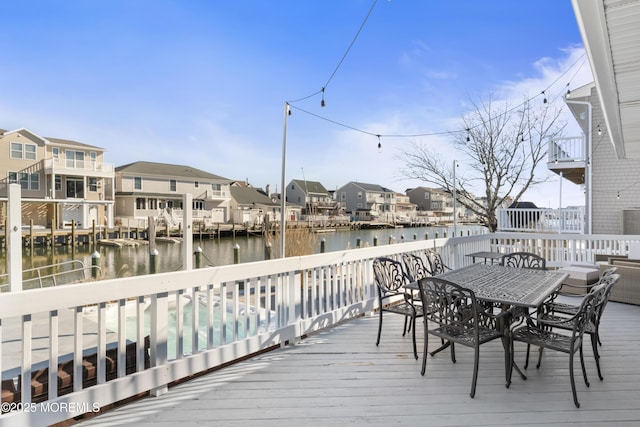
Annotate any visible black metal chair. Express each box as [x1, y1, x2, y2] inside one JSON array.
[[500, 252, 546, 270], [402, 252, 432, 283], [373, 257, 424, 359], [510, 284, 605, 408], [416, 277, 506, 398], [536, 273, 620, 381], [426, 249, 452, 275], [545, 267, 618, 318]]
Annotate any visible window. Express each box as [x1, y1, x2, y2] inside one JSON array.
[[88, 177, 98, 192], [149, 198, 158, 209], [134, 176, 142, 190], [55, 176, 62, 192], [424, 192, 430, 200], [8, 172, 39, 190], [357, 192, 362, 199], [170, 180, 177, 191], [10, 142, 36, 160], [193, 200, 204, 210], [52, 147, 59, 159], [211, 183, 221, 191], [194, 181, 199, 188], [65, 150, 85, 168], [90, 151, 97, 167], [136, 198, 146, 209], [341, 192, 346, 200]]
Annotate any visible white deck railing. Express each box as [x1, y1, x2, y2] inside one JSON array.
[[2, 232, 640, 425], [497, 207, 585, 234]]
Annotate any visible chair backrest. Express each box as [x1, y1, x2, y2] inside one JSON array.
[[427, 250, 448, 275], [417, 277, 488, 333], [568, 284, 605, 340], [591, 273, 620, 324], [402, 253, 431, 282], [501, 252, 546, 270], [373, 257, 410, 297]]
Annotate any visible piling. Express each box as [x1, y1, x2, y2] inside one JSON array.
[[373, 236, 378, 246], [233, 243, 240, 264], [150, 249, 159, 274], [194, 246, 203, 268], [264, 242, 272, 260], [320, 238, 326, 253], [91, 251, 101, 279]]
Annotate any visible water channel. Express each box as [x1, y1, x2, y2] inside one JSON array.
[[2, 225, 487, 286]]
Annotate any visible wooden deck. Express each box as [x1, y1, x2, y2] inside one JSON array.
[[78, 300, 640, 426]]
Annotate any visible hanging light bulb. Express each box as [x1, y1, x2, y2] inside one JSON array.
[[597, 125, 602, 136], [566, 83, 571, 97], [466, 128, 470, 142], [321, 87, 326, 107], [377, 135, 382, 152], [617, 192, 620, 200], [542, 90, 548, 104]]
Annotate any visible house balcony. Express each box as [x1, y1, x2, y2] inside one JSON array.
[[3, 230, 639, 425], [43, 158, 115, 179], [547, 136, 587, 185], [497, 207, 585, 233]]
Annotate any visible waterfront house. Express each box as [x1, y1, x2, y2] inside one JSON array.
[[229, 184, 280, 227], [337, 181, 398, 221], [114, 161, 232, 229], [0, 127, 115, 229], [285, 179, 343, 219]]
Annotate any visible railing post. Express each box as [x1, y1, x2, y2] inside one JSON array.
[[150, 291, 169, 397], [91, 251, 101, 279], [234, 243, 240, 264], [265, 241, 272, 259], [150, 248, 159, 274], [194, 246, 203, 268], [8, 183, 22, 292]]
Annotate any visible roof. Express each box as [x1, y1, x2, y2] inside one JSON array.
[[343, 181, 395, 193], [115, 161, 231, 181], [290, 179, 329, 195], [573, 0, 640, 158], [0, 128, 103, 150], [230, 186, 279, 207]]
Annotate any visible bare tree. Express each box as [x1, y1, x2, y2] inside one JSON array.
[[399, 96, 566, 231]]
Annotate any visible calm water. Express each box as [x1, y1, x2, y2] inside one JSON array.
[[2, 225, 486, 284]]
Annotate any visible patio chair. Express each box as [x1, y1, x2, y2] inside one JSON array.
[[373, 257, 424, 359], [416, 277, 505, 398], [510, 284, 605, 408], [545, 267, 618, 318], [402, 252, 432, 283], [500, 252, 546, 270], [426, 249, 452, 275], [536, 273, 620, 381]]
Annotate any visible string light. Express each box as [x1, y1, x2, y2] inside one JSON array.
[[321, 87, 326, 108], [597, 125, 602, 136], [617, 192, 620, 199], [466, 129, 471, 142], [377, 135, 381, 152], [542, 90, 548, 104], [566, 83, 571, 97]]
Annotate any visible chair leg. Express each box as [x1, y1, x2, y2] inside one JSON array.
[[580, 344, 590, 388], [591, 334, 603, 381], [421, 327, 429, 376], [536, 346, 544, 369], [376, 310, 383, 346], [524, 344, 530, 369], [470, 346, 479, 398], [450, 342, 457, 363], [402, 316, 408, 337], [411, 316, 418, 360], [569, 352, 580, 408]]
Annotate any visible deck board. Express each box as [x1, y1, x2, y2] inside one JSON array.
[[79, 300, 640, 426]]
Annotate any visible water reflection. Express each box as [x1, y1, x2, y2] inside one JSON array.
[[2, 225, 486, 283]]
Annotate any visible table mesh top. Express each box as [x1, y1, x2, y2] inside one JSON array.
[[437, 264, 568, 307]]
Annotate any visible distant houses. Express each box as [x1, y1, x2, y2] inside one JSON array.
[[2, 126, 474, 230]]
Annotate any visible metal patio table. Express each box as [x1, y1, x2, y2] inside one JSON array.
[[409, 263, 569, 386]]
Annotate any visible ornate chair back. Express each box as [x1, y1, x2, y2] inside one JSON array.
[[501, 252, 546, 270], [402, 253, 432, 282]]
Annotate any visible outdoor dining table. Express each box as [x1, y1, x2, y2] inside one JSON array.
[[408, 263, 569, 386]]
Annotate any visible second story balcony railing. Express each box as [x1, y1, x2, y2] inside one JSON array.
[[44, 158, 115, 176], [497, 207, 585, 233], [548, 136, 586, 163]]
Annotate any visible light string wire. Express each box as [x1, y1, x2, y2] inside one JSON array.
[[290, 52, 588, 142], [286, 0, 379, 105]]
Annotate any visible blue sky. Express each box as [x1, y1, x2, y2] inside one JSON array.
[[1, 0, 592, 207]]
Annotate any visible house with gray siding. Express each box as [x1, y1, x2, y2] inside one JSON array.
[[114, 161, 231, 227], [336, 181, 398, 221]]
